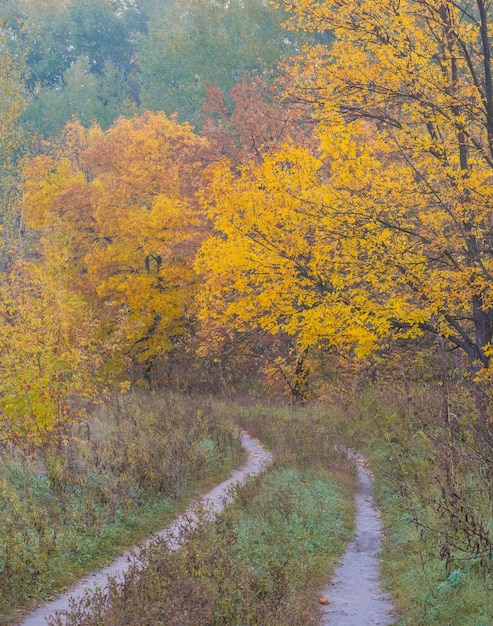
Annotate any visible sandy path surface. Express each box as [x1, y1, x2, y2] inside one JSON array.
[[320, 454, 396, 626], [20, 431, 272, 626]]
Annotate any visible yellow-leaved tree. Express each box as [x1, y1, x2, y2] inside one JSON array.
[[197, 0, 493, 410], [0, 258, 100, 448]]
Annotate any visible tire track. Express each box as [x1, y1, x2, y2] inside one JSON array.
[[320, 453, 396, 626], [20, 431, 272, 626]]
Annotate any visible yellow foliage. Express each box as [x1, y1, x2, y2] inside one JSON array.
[[197, 0, 493, 379], [0, 259, 100, 446], [196, 144, 426, 358]]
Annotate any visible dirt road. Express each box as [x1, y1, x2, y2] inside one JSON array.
[[20, 432, 273, 626], [21, 434, 395, 626], [320, 454, 396, 625]]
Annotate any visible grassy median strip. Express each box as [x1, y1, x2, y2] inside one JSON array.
[[56, 401, 355, 626]]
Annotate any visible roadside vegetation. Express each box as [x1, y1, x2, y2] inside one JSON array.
[[336, 377, 493, 626], [1, 393, 242, 625], [49, 402, 355, 626]]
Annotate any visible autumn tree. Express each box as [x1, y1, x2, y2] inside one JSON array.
[[201, 75, 313, 165], [0, 259, 100, 448], [196, 0, 493, 410], [287, 0, 493, 388], [195, 146, 330, 401], [1, 110, 206, 444], [198, 76, 320, 400], [23, 113, 208, 383]]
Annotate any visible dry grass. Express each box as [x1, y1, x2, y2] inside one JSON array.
[[51, 399, 356, 626], [1, 392, 243, 625]]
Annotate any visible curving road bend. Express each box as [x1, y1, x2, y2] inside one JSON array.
[[20, 431, 273, 626]]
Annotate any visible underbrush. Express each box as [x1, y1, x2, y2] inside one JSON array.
[[346, 383, 493, 625], [232, 401, 353, 484], [53, 401, 355, 626], [0, 392, 242, 624]]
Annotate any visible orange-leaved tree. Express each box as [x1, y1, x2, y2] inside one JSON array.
[[201, 74, 313, 165], [23, 113, 208, 384]]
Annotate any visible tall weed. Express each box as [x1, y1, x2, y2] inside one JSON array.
[[0, 392, 242, 624]]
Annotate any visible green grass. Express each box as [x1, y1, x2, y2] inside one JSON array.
[[55, 400, 356, 626], [341, 382, 493, 626], [377, 485, 493, 625], [1, 392, 244, 625], [373, 441, 493, 626]]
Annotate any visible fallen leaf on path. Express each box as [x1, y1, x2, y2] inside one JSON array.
[[318, 597, 330, 605]]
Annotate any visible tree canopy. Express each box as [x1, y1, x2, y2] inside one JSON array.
[[137, 0, 308, 123], [5, 0, 493, 439], [197, 0, 493, 395], [22, 113, 207, 385]]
